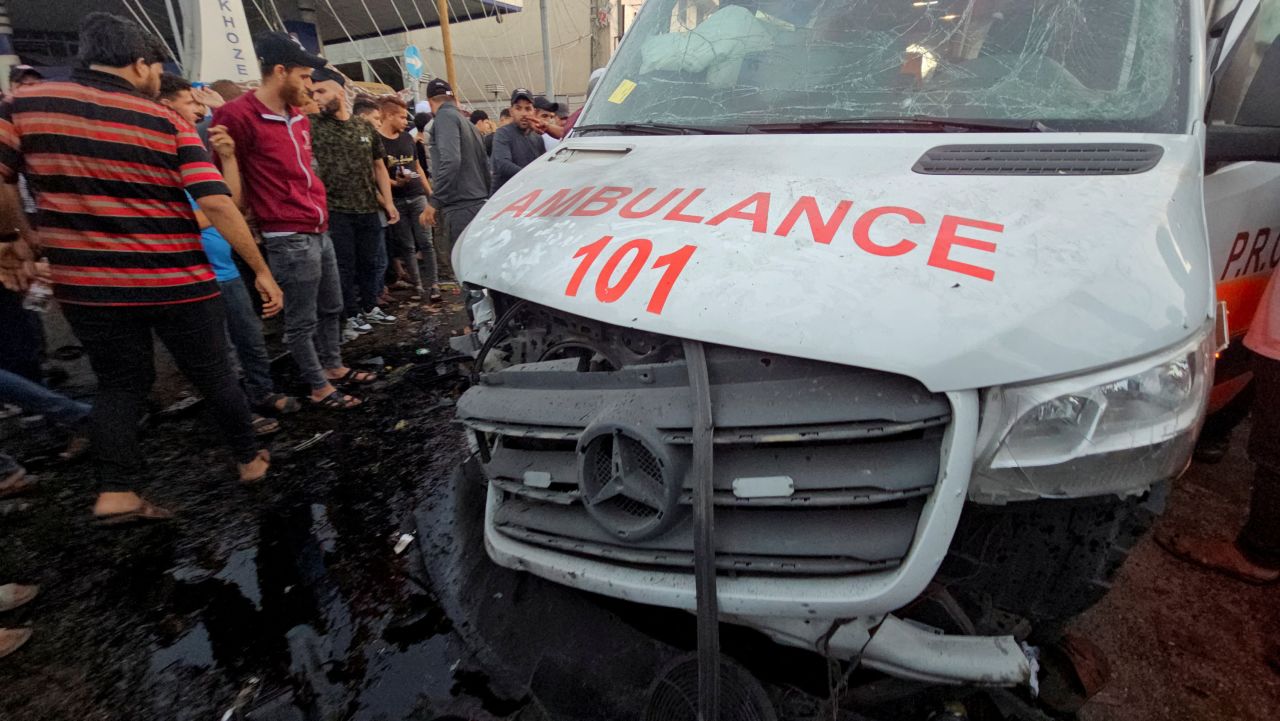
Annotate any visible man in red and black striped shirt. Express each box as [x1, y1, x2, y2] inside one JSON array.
[[0, 13, 283, 524]]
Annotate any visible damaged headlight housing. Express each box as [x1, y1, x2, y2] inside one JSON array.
[[971, 325, 1214, 503]]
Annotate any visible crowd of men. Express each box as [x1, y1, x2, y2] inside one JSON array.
[[0, 11, 596, 656]]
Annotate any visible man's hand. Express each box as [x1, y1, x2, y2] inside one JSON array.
[[385, 204, 401, 225], [0, 238, 37, 292], [207, 125, 236, 161], [193, 86, 227, 111], [255, 272, 284, 318], [421, 205, 438, 227]]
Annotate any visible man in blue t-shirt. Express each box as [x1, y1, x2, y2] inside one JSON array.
[[163, 75, 299, 427]]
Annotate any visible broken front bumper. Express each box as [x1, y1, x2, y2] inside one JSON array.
[[460, 344, 1032, 686]]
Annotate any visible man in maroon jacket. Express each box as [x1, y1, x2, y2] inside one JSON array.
[[214, 34, 374, 410]]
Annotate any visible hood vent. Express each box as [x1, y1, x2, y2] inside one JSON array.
[[913, 144, 1164, 176]]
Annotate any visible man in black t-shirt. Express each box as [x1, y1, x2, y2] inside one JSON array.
[[378, 96, 441, 302]]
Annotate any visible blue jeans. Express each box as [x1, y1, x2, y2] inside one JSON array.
[[0, 367, 90, 429], [219, 278, 275, 405], [264, 233, 344, 392]]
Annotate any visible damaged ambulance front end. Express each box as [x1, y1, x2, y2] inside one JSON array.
[[450, 0, 1216, 695]]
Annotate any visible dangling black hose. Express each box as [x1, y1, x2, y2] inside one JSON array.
[[470, 299, 529, 384], [683, 340, 719, 721]]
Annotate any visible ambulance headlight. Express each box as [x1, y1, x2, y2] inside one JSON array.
[[971, 325, 1214, 502]]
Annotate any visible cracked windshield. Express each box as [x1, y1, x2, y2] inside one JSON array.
[[582, 0, 1189, 132]]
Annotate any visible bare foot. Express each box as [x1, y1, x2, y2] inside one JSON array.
[[92, 492, 174, 525], [1157, 532, 1280, 584], [93, 491, 146, 517], [238, 450, 271, 484]]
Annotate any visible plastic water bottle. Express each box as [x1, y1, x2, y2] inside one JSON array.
[[22, 279, 52, 313]]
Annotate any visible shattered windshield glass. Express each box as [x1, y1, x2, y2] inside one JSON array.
[[579, 0, 1190, 133]]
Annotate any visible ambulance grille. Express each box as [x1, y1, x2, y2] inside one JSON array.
[[913, 143, 1164, 176], [458, 326, 952, 579]]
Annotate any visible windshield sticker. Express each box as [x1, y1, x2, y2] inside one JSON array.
[[607, 79, 638, 104], [491, 186, 1004, 282]]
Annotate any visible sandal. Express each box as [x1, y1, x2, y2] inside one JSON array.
[[310, 390, 363, 410], [0, 584, 39, 613], [93, 499, 175, 528], [1156, 531, 1280, 585], [251, 414, 281, 437], [256, 393, 301, 416], [0, 628, 32, 659], [0, 468, 33, 500], [238, 449, 271, 484], [429, 289, 444, 303], [330, 368, 378, 386]]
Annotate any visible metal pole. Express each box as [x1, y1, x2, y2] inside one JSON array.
[[540, 0, 554, 99], [590, 0, 610, 72], [437, 0, 458, 91], [0, 1, 18, 93], [163, 0, 187, 69]]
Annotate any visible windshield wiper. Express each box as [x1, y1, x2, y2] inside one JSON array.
[[572, 122, 764, 136], [751, 116, 1053, 133]]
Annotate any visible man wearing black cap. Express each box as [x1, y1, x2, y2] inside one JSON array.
[[533, 95, 565, 152], [215, 33, 374, 411], [420, 79, 490, 267], [309, 67, 399, 337], [490, 88, 547, 192]]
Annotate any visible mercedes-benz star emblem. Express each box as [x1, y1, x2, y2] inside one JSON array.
[[577, 422, 684, 543]]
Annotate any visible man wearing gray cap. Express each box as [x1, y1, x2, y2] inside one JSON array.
[[420, 79, 490, 268]]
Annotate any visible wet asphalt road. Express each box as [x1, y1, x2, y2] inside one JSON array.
[[1, 289, 1277, 720]]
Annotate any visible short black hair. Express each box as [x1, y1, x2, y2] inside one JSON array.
[[158, 73, 192, 102], [414, 112, 432, 133], [469, 109, 489, 125], [499, 108, 511, 120], [78, 12, 168, 68], [352, 97, 380, 116]]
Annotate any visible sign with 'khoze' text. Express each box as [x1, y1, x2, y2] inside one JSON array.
[[181, 0, 261, 83]]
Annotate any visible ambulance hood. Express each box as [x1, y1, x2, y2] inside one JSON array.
[[455, 133, 1213, 392]]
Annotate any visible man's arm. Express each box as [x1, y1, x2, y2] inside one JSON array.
[[373, 159, 399, 224], [429, 113, 462, 210], [0, 183, 36, 292], [412, 158, 431, 195], [207, 125, 243, 207], [0, 102, 37, 291], [197, 194, 282, 316]]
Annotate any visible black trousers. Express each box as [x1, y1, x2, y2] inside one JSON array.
[[1242, 351, 1280, 568], [328, 211, 383, 317], [62, 297, 258, 492], [0, 286, 43, 382]]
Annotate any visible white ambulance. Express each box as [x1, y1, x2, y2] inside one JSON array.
[[450, 0, 1280, 697]]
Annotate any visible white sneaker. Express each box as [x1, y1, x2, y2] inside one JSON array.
[[364, 307, 397, 324], [346, 317, 373, 334], [341, 327, 360, 344]]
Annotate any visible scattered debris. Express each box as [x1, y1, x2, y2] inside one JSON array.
[[394, 420, 410, 432], [291, 430, 333, 453], [394, 533, 415, 555]]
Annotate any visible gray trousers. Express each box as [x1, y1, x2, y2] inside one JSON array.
[[438, 202, 484, 282], [264, 233, 344, 391], [393, 194, 438, 289]]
